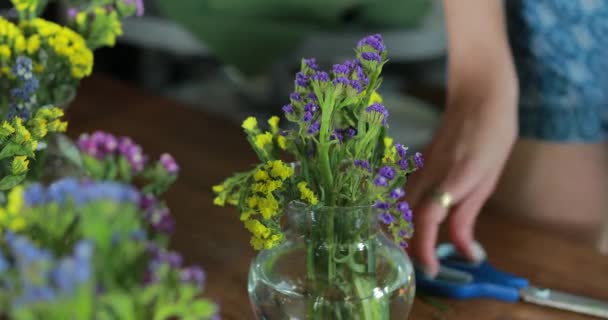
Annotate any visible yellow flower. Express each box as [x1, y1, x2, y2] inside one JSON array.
[[368, 91, 383, 105], [212, 184, 224, 193], [0, 45, 11, 59], [11, 156, 29, 175], [253, 169, 269, 181], [240, 210, 255, 221], [250, 236, 265, 250], [277, 136, 287, 150], [267, 116, 280, 134], [254, 132, 273, 150], [244, 219, 270, 239], [28, 118, 47, 139], [47, 119, 67, 132], [213, 196, 225, 207], [0, 185, 25, 233], [297, 182, 319, 205], [268, 160, 293, 181], [247, 197, 259, 209], [11, 0, 38, 13], [26, 35, 40, 54], [258, 195, 279, 219], [75, 12, 87, 29], [0, 121, 15, 140], [13, 118, 32, 144], [14, 35, 25, 53], [383, 136, 397, 164], [242, 117, 258, 131]]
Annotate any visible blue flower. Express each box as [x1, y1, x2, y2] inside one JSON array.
[[282, 104, 294, 114], [365, 103, 389, 126], [373, 176, 388, 187], [307, 121, 321, 135], [375, 202, 390, 210], [357, 34, 386, 53], [378, 212, 396, 225], [303, 58, 318, 70], [395, 144, 408, 158], [398, 159, 409, 171], [332, 63, 350, 75], [354, 160, 371, 172], [304, 103, 318, 113], [414, 152, 424, 168], [389, 188, 405, 199], [303, 112, 313, 122], [378, 166, 396, 180], [295, 72, 308, 87], [361, 52, 382, 62], [289, 92, 301, 102], [311, 71, 329, 83]]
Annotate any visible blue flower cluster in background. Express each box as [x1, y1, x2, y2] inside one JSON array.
[[8, 57, 40, 120], [24, 178, 140, 207]]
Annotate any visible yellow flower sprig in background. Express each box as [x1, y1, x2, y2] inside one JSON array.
[[0, 185, 26, 234]]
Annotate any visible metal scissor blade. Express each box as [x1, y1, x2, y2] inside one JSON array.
[[520, 286, 608, 319]]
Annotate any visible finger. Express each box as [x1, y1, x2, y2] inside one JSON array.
[[409, 200, 446, 277], [448, 173, 498, 261]]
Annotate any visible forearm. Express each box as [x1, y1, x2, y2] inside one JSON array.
[[443, 0, 518, 103]]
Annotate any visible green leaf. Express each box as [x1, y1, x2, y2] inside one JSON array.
[[0, 142, 33, 159], [82, 154, 105, 179], [0, 174, 26, 190], [98, 292, 136, 320], [55, 133, 83, 167], [117, 156, 132, 181]]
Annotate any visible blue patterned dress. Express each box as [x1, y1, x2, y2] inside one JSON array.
[[506, 0, 608, 141]]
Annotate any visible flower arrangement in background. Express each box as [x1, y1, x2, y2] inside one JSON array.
[[214, 34, 423, 250], [1, 0, 141, 110], [0, 1, 217, 318], [0, 178, 217, 319]]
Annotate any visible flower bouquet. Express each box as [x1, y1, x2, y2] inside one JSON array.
[[214, 35, 422, 319], [0, 132, 218, 319]]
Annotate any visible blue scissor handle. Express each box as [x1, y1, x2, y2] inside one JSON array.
[[415, 243, 529, 302]]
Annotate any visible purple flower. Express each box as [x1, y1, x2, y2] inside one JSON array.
[[330, 129, 344, 143], [303, 58, 318, 70], [378, 166, 396, 180], [378, 212, 396, 225], [332, 63, 350, 75], [395, 144, 408, 158], [396, 201, 410, 214], [67, 7, 78, 18], [311, 71, 329, 83], [389, 188, 405, 199], [307, 121, 321, 135], [361, 52, 382, 62], [304, 103, 318, 113], [140, 194, 157, 210], [398, 229, 409, 238], [398, 159, 409, 171], [289, 92, 301, 102], [308, 92, 318, 101], [344, 59, 359, 70], [282, 104, 294, 114], [374, 176, 388, 187], [402, 209, 413, 222], [349, 80, 363, 93], [147, 206, 176, 234], [160, 153, 179, 174], [295, 72, 308, 87], [355, 66, 369, 86], [365, 103, 389, 125], [123, 0, 145, 16], [375, 202, 390, 210], [397, 201, 413, 221], [357, 34, 385, 52], [181, 266, 206, 288], [399, 241, 409, 249], [353, 160, 371, 172], [303, 112, 313, 122], [347, 127, 357, 138], [414, 152, 424, 168], [333, 77, 349, 87]]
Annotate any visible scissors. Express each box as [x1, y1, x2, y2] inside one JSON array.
[[415, 242, 608, 318]]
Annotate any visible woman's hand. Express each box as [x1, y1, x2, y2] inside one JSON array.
[[406, 0, 519, 277]]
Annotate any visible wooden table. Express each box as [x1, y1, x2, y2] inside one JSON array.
[[68, 75, 608, 320]]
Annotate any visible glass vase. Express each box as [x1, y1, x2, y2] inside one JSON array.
[[248, 202, 415, 320]]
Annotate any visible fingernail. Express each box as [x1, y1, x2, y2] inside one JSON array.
[[471, 241, 487, 262]]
